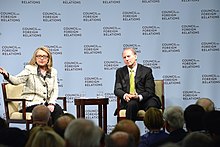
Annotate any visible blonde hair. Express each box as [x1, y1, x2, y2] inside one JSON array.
[[26, 126, 64, 147], [28, 46, 53, 72]]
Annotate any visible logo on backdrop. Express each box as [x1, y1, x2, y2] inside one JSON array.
[[182, 59, 200, 69], [201, 42, 220, 52], [46, 45, 63, 55], [1, 46, 21, 56], [64, 61, 83, 71], [105, 93, 117, 102], [142, 0, 160, 3], [84, 77, 103, 87], [83, 12, 101, 22], [63, 0, 81, 4], [86, 109, 98, 119], [162, 75, 181, 85], [63, 27, 82, 37], [103, 26, 121, 36], [22, 27, 42, 37], [143, 60, 160, 69], [181, 25, 199, 35], [161, 10, 180, 20], [201, 9, 220, 19], [161, 43, 181, 53], [65, 93, 79, 103], [123, 44, 141, 53], [104, 61, 121, 70], [142, 26, 160, 35], [181, 0, 199, 2], [58, 78, 64, 88], [42, 12, 61, 22], [182, 90, 200, 100], [84, 45, 102, 54], [103, 0, 120, 4], [122, 11, 141, 21], [202, 74, 220, 84], [0, 12, 20, 22], [21, 1, 40, 4]]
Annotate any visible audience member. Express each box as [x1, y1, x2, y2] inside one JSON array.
[[139, 107, 168, 147], [182, 132, 214, 147], [53, 113, 75, 138], [0, 117, 27, 147], [25, 125, 64, 147], [203, 110, 220, 147], [184, 104, 206, 132], [195, 98, 215, 112], [105, 131, 135, 147], [32, 104, 51, 127], [151, 106, 187, 147], [64, 118, 102, 147], [111, 119, 140, 147]]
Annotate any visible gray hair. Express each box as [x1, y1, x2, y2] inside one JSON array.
[[163, 106, 184, 129], [64, 118, 102, 147]]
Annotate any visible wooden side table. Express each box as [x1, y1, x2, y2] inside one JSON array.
[[74, 98, 109, 133]]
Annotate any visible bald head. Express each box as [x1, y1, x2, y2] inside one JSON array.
[[32, 105, 51, 126], [110, 131, 135, 147], [196, 98, 215, 112]]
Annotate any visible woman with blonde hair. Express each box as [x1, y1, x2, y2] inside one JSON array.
[[26, 126, 64, 147], [0, 46, 63, 124]]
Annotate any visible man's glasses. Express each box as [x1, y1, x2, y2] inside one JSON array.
[[36, 55, 48, 59]]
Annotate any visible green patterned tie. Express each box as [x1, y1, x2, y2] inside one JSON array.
[[129, 69, 135, 94]]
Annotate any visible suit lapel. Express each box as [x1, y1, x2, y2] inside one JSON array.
[[135, 64, 142, 84]]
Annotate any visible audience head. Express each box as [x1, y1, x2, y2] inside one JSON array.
[[182, 132, 213, 147], [32, 105, 51, 127], [203, 110, 220, 136], [0, 117, 8, 129], [111, 119, 140, 147], [184, 104, 206, 132], [53, 113, 75, 138], [27, 126, 64, 147], [64, 118, 102, 147], [143, 107, 164, 131], [105, 131, 135, 147], [163, 106, 184, 132], [196, 98, 215, 112]]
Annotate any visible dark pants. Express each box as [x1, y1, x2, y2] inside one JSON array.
[[25, 103, 64, 124], [126, 96, 161, 122]]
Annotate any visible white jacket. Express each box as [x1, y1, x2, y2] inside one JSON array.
[[8, 65, 58, 108]]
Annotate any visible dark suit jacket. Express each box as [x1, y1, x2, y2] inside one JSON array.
[[114, 64, 157, 110]]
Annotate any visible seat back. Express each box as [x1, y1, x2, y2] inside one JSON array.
[[2, 83, 24, 117], [154, 80, 165, 110]]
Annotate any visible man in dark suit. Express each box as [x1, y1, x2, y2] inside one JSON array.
[[114, 48, 161, 121]]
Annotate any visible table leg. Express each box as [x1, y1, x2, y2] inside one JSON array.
[[76, 105, 80, 118], [103, 104, 107, 133], [98, 104, 102, 128]]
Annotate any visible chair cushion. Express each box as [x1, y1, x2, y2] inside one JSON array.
[[10, 112, 32, 120], [119, 109, 146, 118]]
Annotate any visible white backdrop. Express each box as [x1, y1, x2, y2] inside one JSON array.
[[0, 0, 220, 134]]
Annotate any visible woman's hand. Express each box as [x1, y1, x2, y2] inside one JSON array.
[[0, 67, 9, 78], [47, 104, 55, 112]]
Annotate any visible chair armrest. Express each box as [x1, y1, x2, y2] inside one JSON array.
[[5, 98, 27, 119], [57, 96, 67, 111]]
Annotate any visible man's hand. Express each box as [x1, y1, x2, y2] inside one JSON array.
[[125, 93, 139, 102]]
